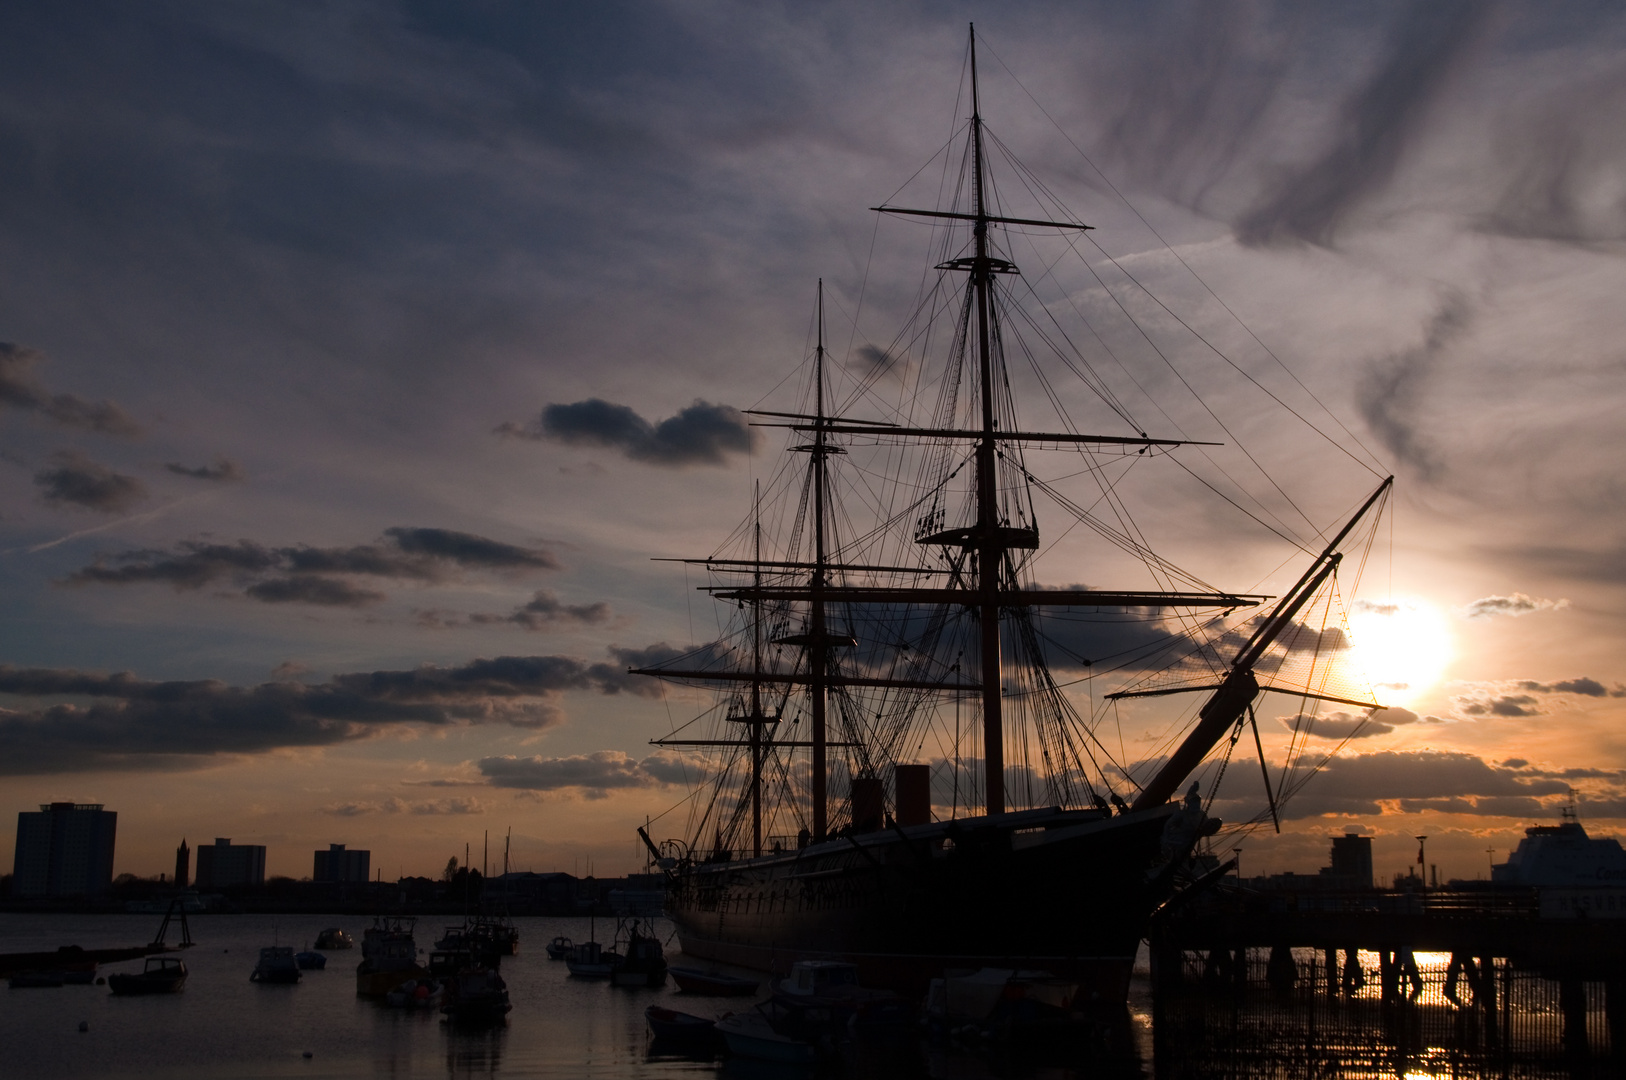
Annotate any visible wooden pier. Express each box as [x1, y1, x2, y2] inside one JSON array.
[[1151, 885, 1626, 1075]]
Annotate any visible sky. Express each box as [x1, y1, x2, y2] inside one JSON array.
[[3, 0, 1626, 884]]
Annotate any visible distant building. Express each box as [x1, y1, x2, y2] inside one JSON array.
[[174, 838, 190, 890], [11, 803, 118, 897], [1326, 832, 1374, 889], [194, 838, 266, 888], [313, 843, 370, 883]]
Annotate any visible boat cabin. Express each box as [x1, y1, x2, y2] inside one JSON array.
[[782, 960, 859, 996]]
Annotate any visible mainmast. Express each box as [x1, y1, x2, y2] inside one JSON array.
[[967, 27, 1007, 815], [809, 281, 831, 839]]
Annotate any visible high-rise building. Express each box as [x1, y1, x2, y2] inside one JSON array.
[[313, 843, 370, 883], [193, 838, 266, 888], [1326, 832, 1375, 889], [174, 838, 190, 889], [12, 803, 118, 897]]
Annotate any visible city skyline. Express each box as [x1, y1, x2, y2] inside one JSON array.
[[4, 2, 1626, 883]]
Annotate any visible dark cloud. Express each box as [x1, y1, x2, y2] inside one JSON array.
[[477, 749, 696, 793], [1459, 693, 1541, 718], [321, 797, 482, 816], [1097, 1, 1300, 210], [0, 650, 646, 775], [1279, 705, 1423, 740], [1236, 1, 1494, 246], [33, 450, 148, 513], [470, 590, 612, 630], [62, 527, 557, 606], [1462, 593, 1568, 619], [0, 342, 142, 437], [1480, 68, 1626, 243], [67, 540, 277, 588], [1516, 677, 1620, 698], [164, 458, 244, 482], [1258, 749, 1571, 819], [381, 527, 557, 570], [499, 398, 755, 467], [1355, 298, 1468, 479], [245, 577, 386, 607]]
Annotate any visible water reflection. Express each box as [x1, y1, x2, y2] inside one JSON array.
[[443, 1024, 505, 1079]]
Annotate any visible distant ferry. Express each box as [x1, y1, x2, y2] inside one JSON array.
[[1492, 806, 1626, 887]]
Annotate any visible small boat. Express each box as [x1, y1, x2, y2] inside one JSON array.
[[441, 966, 511, 1025], [564, 939, 620, 978], [385, 977, 443, 1009], [356, 915, 427, 997], [545, 935, 572, 961], [250, 946, 301, 984], [715, 1007, 816, 1064], [314, 927, 353, 950], [773, 960, 906, 1035], [669, 966, 759, 996], [645, 1004, 722, 1052], [295, 950, 326, 970], [610, 918, 667, 988], [107, 956, 187, 995]]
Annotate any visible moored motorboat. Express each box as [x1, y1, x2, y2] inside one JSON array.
[[610, 918, 667, 988], [440, 966, 511, 1025], [564, 939, 620, 978], [715, 1007, 816, 1064], [356, 915, 427, 997], [545, 935, 572, 961], [107, 956, 187, 995], [645, 1004, 722, 1052], [295, 949, 326, 970], [669, 965, 759, 996], [250, 946, 301, 984], [385, 976, 443, 1009], [314, 927, 353, 950]]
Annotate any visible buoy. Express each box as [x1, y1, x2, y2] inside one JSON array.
[[302, 1051, 313, 1059], [79, 1021, 89, 1033]]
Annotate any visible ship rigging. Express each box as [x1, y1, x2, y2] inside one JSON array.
[[631, 26, 1393, 995]]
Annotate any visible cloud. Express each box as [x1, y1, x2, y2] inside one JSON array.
[[1515, 677, 1620, 698], [470, 590, 612, 629], [33, 450, 148, 513], [498, 398, 754, 467], [245, 577, 387, 607], [381, 527, 557, 570], [1462, 593, 1569, 619], [1280, 706, 1423, 740], [0, 650, 650, 775], [0, 342, 142, 437], [846, 345, 908, 384], [321, 796, 483, 816], [1236, 2, 1494, 246], [62, 527, 557, 605], [477, 749, 697, 793], [1258, 749, 1572, 819], [1459, 693, 1541, 718], [1355, 298, 1469, 479], [164, 458, 244, 482]]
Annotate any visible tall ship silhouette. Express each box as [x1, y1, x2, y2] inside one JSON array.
[[634, 26, 1391, 1003]]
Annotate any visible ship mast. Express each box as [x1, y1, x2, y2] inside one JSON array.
[[809, 280, 831, 838], [967, 27, 1007, 815]]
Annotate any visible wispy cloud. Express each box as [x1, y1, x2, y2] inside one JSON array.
[[0, 342, 142, 437], [34, 450, 148, 513]]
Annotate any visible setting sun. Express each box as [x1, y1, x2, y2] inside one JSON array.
[[1347, 599, 1454, 705]]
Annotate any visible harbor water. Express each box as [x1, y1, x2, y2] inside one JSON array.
[[3, 914, 1614, 1078]]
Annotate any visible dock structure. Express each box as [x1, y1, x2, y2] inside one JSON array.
[[1152, 885, 1626, 1073]]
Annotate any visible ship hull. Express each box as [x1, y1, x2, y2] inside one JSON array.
[[667, 803, 1188, 1003]]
